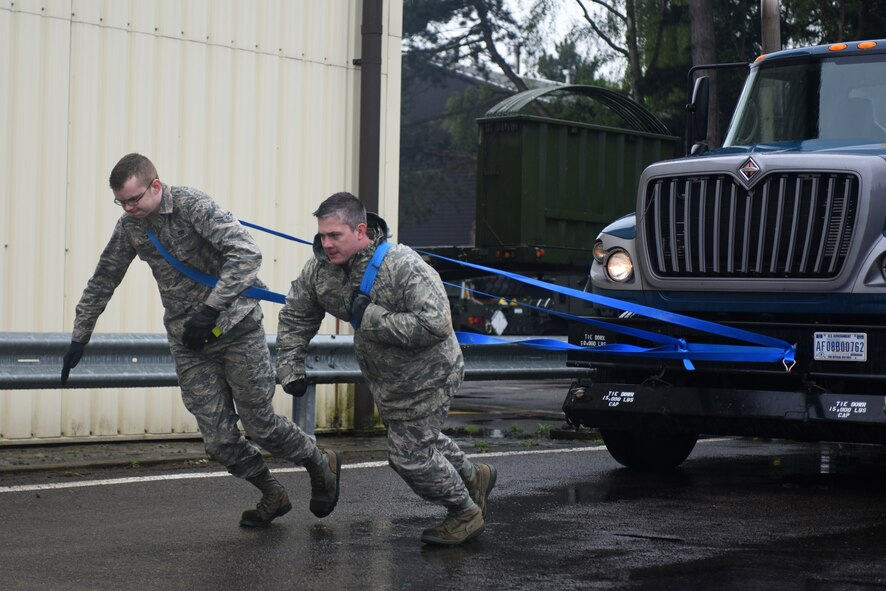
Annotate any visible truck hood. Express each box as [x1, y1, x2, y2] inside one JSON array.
[[706, 139, 886, 156]]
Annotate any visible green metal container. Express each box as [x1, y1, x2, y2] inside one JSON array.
[[475, 85, 680, 252]]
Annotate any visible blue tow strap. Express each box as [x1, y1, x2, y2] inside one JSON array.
[[415, 249, 796, 370], [145, 231, 287, 304], [145, 220, 797, 370], [351, 241, 392, 330]]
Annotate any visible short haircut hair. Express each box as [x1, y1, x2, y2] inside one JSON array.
[[109, 153, 158, 190], [313, 192, 366, 230]]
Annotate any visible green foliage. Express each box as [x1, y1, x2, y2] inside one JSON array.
[[536, 39, 606, 85], [535, 423, 552, 439], [442, 85, 506, 151], [781, 0, 886, 45], [473, 439, 491, 453], [402, 0, 522, 79]]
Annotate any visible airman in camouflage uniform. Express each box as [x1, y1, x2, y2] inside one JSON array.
[[61, 153, 341, 527], [276, 192, 497, 545]]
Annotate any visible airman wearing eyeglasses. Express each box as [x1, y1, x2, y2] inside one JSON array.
[[62, 153, 341, 528]]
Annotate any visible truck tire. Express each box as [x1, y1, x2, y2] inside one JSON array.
[[600, 428, 698, 471]]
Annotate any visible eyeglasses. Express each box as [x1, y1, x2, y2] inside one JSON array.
[[113, 178, 158, 207]]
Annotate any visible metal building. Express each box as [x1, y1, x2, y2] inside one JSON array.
[[0, 0, 403, 442]]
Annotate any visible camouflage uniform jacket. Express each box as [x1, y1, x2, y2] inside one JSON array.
[[276, 216, 464, 421], [71, 184, 265, 344]]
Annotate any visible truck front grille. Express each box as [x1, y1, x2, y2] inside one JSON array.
[[642, 172, 859, 278]]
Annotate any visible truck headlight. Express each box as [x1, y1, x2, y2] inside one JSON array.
[[605, 249, 633, 282], [593, 240, 607, 264]]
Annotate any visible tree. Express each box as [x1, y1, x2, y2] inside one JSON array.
[[781, 0, 886, 44], [402, 0, 526, 90], [571, 0, 671, 105], [688, 0, 719, 145]]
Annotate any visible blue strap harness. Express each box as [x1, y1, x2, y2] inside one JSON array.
[[145, 220, 796, 371], [350, 241, 392, 330], [145, 231, 286, 304]]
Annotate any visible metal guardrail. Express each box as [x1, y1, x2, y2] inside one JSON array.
[[0, 332, 590, 390], [1, 332, 591, 437]]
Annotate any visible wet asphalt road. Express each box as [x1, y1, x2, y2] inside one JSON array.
[[3, 435, 886, 590]]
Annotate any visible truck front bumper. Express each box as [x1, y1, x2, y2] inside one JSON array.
[[563, 381, 886, 445]]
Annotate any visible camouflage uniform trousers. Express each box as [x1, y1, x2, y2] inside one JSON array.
[[170, 313, 319, 479], [385, 401, 471, 509]]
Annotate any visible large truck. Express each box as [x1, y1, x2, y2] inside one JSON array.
[[563, 39, 886, 470], [423, 85, 680, 335]]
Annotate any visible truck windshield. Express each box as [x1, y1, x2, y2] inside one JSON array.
[[723, 54, 886, 147]]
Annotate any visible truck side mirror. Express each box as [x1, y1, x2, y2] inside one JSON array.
[[689, 76, 710, 154]]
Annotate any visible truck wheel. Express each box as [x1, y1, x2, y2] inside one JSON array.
[[600, 429, 698, 471]]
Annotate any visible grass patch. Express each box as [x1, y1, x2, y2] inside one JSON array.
[[444, 425, 488, 437], [473, 439, 490, 453], [534, 423, 551, 439]]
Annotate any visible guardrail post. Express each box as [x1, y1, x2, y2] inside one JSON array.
[[354, 383, 375, 434], [292, 384, 317, 438]]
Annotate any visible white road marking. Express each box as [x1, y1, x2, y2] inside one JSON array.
[[0, 439, 732, 495], [0, 446, 608, 494]]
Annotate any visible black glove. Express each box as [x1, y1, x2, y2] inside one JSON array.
[[61, 341, 86, 386], [182, 305, 221, 350], [350, 293, 371, 328], [282, 377, 308, 397]]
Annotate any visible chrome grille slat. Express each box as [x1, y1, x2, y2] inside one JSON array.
[[652, 181, 665, 272], [643, 171, 858, 279], [668, 179, 679, 271], [741, 190, 751, 273], [754, 181, 769, 274], [727, 184, 737, 274], [684, 180, 693, 272], [712, 178, 722, 273], [799, 176, 819, 273], [784, 179, 802, 274], [769, 177, 786, 274], [698, 179, 707, 272]]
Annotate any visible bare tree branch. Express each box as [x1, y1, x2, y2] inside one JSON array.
[[574, 0, 630, 58], [473, 2, 553, 117], [586, 0, 627, 22], [474, 1, 530, 92]]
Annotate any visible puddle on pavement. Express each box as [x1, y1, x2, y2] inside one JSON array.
[[556, 441, 886, 505]]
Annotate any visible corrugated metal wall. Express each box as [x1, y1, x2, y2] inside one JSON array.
[[0, 0, 403, 442]]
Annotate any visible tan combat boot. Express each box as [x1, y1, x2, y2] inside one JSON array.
[[240, 468, 292, 527], [304, 448, 341, 518], [420, 504, 484, 546], [464, 463, 497, 518]]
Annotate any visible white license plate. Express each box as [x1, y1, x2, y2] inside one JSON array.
[[813, 332, 867, 362]]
